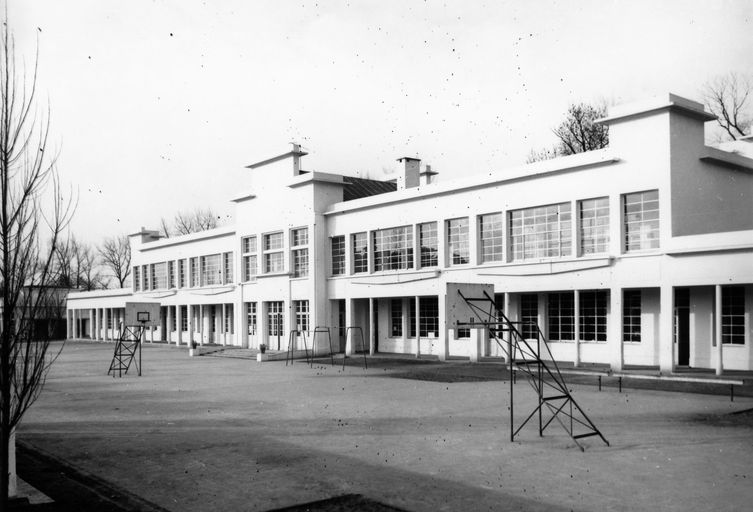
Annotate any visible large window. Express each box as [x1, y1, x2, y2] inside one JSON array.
[[223, 252, 233, 284], [510, 203, 572, 261], [168, 261, 176, 288], [419, 297, 439, 337], [246, 302, 257, 335], [294, 300, 309, 332], [142, 265, 149, 291], [623, 290, 641, 342], [373, 226, 413, 271], [722, 286, 745, 345], [419, 222, 438, 268], [267, 301, 284, 338], [548, 292, 574, 342], [391, 299, 403, 337], [579, 290, 607, 342], [152, 262, 167, 290], [133, 266, 141, 292], [409, 299, 417, 337], [331, 236, 345, 276], [447, 217, 469, 265], [521, 294, 538, 340], [242, 235, 257, 281], [263, 232, 284, 274], [352, 232, 368, 273], [180, 305, 188, 331], [479, 213, 503, 263], [579, 197, 609, 255], [201, 254, 221, 286], [190, 258, 198, 287], [178, 260, 186, 288], [623, 190, 659, 252], [291, 227, 309, 278]]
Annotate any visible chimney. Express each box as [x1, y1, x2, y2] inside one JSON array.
[[420, 164, 438, 185], [396, 157, 421, 190]]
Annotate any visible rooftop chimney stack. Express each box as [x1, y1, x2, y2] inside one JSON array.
[[397, 157, 421, 190], [420, 164, 438, 185]]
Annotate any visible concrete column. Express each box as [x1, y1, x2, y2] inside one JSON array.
[[369, 298, 376, 355], [470, 327, 487, 363], [415, 296, 421, 358], [176, 306, 182, 346], [200, 305, 206, 346], [222, 303, 227, 346], [345, 298, 355, 356], [241, 302, 249, 349], [166, 306, 173, 344], [118, 309, 124, 339], [438, 294, 448, 361], [609, 287, 623, 371], [71, 310, 77, 339], [92, 308, 98, 341], [659, 285, 674, 374], [574, 290, 581, 367], [108, 308, 114, 341], [502, 293, 512, 359], [188, 305, 194, 347], [715, 285, 723, 376]]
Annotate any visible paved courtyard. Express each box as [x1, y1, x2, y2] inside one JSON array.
[[16, 341, 753, 511]]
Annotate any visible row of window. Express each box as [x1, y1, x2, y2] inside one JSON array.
[[331, 190, 659, 275], [133, 253, 233, 292], [245, 300, 310, 336], [241, 227, 309, 281]]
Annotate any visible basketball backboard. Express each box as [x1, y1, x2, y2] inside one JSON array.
[[124, 302, 161, 327], [446, 282, 495, 329]]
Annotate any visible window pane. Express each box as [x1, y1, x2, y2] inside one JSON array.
[[447, 217, 469, 265], [352, 232, 368, 273], [419, 222, 438, 268], [331, 236, 345, 275], [624, 190, 660, 252], [479, 213, 503, 263], [548, 292, 574, 341], [510, 203, 571, 261], [373, 226, 413, 271], [579, 197, 609, 255]]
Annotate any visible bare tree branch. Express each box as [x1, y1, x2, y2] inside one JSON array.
[[702, 72, 752, 141], [98, 234, 131, 288]]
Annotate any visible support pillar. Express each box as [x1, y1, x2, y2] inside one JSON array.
[[345, 298, 355, 356], [609, 287, 623, 371], [470, 327, 486, 363], [415, 296, 421, 358], [166, 306, 173, 344], [659, 285, 674, 374], [438, 294, 448, 361], [176, 306, 183, 346], [222, 303, 227, 346], [200, 305, 207, 346], [188, 305, 194, 347], [369, 298, 376, 355], [715, 285, 723, 376], [574, 290, 581, 368]]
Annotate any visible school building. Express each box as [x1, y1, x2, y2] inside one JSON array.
[[66, 93, 753, 374]]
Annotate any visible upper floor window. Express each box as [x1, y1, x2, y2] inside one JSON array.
[[352, 232, 368, 273], [510, 203, 572, 261], [242, 235, 257, 281], [201, 254, 222, 286], [291, 227, 309, 278], [373, 226, 413, 271], [178, 260, 186, 288], [141, 265, 149, 291], [579, 197, 609, 255], [168, 261, 176, 288], [190, 258, 198, 287], [133, 266, 141, 292], [419, 222, 438, 268], [331, 236, 345, 276], [263, 232, 284, 273], [447, 217, 469, 265], [152, 262, 167, 290], [479, 213, 503, 263], [623, 190, 659, 252], [223, 252, 233, 284]]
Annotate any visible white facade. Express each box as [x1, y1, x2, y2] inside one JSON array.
[[67, 93, 753, 373]]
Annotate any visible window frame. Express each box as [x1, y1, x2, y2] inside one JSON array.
[[263, 232, 285, 274], [623, 190, 660, 253], [447, 217, 470, 266]]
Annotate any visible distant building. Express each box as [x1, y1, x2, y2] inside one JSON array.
[[66, 94, 753, 373]]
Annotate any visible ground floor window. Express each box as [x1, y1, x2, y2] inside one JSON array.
[[723, 286, 745, 345], [579, 290, 607, 342], [520, 294, 538, 339], [224, 305, 233, 333], [267, 301, 284, 338], [419, 297, 438, 337], [180, 305, 188, 331], [548, 292, 574, 341], [623, 290, 641, 342], [247, 302, 257, 335], [170, 306, 177, 331], [294, 300, 309, 332], [409, 299, 417, 338], [211, 306, 216, 333], [390, 299, 402, 337]]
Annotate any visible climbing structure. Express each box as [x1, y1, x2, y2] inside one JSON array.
[[457, 288, 609, 450], [108, 324, 146, 378]]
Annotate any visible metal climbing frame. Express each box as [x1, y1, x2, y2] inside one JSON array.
[[311, 326, 336, 366], [343, 326, 368, 370], [457, 290, 609, 450], [286, 330, 311, 366], [108, 324, 146, 378]]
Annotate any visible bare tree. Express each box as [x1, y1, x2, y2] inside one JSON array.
[[98, 235, 131, 288], [159, 207, 220, 238], [0, 23, 75, 504], [54, 237, 103, 291], [527, 101, 609, 163], [702, 72, 752, 141]]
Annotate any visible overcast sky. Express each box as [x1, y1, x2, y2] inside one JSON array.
[[12, 0, 753, 245]]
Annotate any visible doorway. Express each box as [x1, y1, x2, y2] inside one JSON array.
[[675, 288, 690, 366]]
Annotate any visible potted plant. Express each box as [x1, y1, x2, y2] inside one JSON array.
[[259, 343, 267, 354], [189, 340, 198, 357], [257, 343, 268, 363]]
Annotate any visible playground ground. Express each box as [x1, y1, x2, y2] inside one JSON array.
[[13, 341, 753, 511]]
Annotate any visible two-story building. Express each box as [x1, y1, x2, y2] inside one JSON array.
[[66, 93, 753, 373]]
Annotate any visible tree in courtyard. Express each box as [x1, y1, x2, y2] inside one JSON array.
[[702, 72, 752, 141], [53, 236, 103, 291], [0, 22, 75, 504], [159, 207, 220, 238], [98, 234, 131, 288], [527, 101, 610, 163]]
